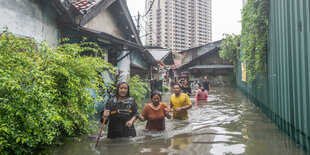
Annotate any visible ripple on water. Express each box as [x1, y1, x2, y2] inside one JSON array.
[[52, 87, 307, 155]]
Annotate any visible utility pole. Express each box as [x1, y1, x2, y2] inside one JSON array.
[[137, 11, 140, 35]]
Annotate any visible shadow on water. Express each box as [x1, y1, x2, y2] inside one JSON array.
[[52, 87, 307, 155]]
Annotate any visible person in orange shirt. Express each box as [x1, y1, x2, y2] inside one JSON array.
[[138, 91, 172, 131]]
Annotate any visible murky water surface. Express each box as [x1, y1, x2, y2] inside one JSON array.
[[53, 87, 307, 155]]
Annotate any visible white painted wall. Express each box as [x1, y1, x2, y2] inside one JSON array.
[[0, 0, 60, 45], [84, 7, 126, 39]]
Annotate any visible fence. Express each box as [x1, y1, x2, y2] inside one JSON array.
[[237, 0, 310, 151]]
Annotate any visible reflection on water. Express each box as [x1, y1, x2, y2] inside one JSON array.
[[53, 87, 307, 155]]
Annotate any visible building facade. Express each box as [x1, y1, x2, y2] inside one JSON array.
[[144, 0, 212, 52]]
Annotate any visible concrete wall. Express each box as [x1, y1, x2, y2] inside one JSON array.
[[84, 7, 126, 39], [0, 0, 60, 45], [117, 51, 131, 81], [130, 51, 148, 69], [130, 51, 150, 79]]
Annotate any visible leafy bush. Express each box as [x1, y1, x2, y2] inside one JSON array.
[[241, 0, 269, 83], [163, 85, 169, 92], [128, 75, 150, 111], [0, 29, 115, 154], [219, 34, 240, 72]]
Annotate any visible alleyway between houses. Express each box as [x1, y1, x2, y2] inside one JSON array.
[[53, 87, 306, 155]]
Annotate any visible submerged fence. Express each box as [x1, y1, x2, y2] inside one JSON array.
[[237, 0, 310, 151]]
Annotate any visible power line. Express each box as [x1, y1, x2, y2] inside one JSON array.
[[142, 0, 155, 17], [138, 21, 158, 45], [140, 16, 168, 47]]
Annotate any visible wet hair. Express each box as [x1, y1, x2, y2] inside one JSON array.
[[115, 81, 130, 97], [198, 83, 205, 91], [151, 90, 162, 100], [173, 83, 182, 88]]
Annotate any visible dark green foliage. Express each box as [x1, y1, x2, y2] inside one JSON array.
[[219, 34, 241, 72], [241, 0, 269, 83], [0, 29, 115, 154], [128, 75, 150, 111]]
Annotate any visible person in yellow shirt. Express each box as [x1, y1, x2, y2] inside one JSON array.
[[168, 84, 192, 120]]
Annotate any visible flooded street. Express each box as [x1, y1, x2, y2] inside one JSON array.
[[53, 87, 306, 155]]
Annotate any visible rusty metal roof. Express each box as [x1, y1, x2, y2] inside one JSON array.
[[72, 0, 98, 12]]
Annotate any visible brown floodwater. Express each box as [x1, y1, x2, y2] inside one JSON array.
[[53, 87, 307, 155]]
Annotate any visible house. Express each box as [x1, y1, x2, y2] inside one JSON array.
[[51, 0, 157, 80], [0, 0, 157, 81], [0, 0, 61, 44], [177, 40, 234, 86], [147, 47, 174, 91], [148, 47, 174, 79]]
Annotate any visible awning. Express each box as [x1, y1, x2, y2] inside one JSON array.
[[188, 65, 234, 70]]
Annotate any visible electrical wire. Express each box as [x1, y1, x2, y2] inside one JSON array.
[[140, 16, 168, 47], [138, 21, 158, 45], [142, 0, 155, 17]]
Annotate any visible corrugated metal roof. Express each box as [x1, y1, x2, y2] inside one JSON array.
[[189, 65, 234, 70], [148, 49, 170, 61]]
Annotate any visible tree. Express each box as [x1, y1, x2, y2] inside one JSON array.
[[219, 34, 241, 72]]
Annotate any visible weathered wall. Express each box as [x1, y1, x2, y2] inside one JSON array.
[[84, 7, 126, 39], [237, 0, 310, 151], [117, 51, 131, 81], [198, 52, 225, 65], [0, 0, 60, 45], [130, 51, 150, 79], [130, 51, 148, 69]]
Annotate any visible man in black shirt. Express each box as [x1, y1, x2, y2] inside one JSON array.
[[202, 76, 210, 92]]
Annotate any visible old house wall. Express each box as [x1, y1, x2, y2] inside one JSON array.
[[117, 51, 131, 81], [84, 7, 126, 39], [199, 52, 224, 65], [0, 0, 60, 45], [130, 51, 150, 79]]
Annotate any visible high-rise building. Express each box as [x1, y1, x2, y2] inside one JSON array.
[[144, 0, 212, 52]]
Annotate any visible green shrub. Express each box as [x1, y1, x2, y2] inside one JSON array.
[[219, 34, 240, 72], [163, 85, 169, 92], [128, 75, 150, 111], [0, 29, 115, 154]]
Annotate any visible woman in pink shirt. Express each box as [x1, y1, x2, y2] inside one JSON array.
[[195, 84, 208, 106]]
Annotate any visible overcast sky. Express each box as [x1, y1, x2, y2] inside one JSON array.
[[127, 0, 242, 42]]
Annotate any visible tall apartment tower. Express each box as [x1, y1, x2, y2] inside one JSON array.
[[144, 0, 212, 52]]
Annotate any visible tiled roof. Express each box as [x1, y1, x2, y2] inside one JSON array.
[[72, 0, 97, 12]]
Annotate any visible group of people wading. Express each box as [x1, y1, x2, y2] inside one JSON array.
[[100, 76, 211, 139]]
